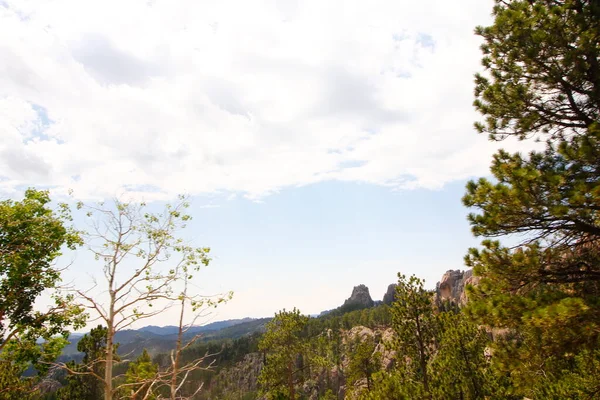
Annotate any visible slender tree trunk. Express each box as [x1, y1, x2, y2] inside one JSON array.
[[104, 226, 121, 400], [288, 361, 295, 400], [415, 315, 430, 399], [170, 294, 185, 400], [105, 300, 115, 400], [365, 359, 371, 391], [365, 360, 371, 392], [459, 337, 481, 399]]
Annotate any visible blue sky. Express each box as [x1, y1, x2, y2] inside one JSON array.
[[0, 0, 531, 326], [180, 180, 483, 318], [57, 179, 483, 324]]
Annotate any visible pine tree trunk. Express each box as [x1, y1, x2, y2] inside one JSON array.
[[415, 315, 430, 399], [288, 362, 295, 400]]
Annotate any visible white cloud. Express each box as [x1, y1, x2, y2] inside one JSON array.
[[0, 0, 511, 201]]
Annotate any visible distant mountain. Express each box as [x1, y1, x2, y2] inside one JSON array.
[[138, 318, 256, 336], [60, 283, 400, 361], [61, 329, 163, 356], [60, 317, 269, 359]]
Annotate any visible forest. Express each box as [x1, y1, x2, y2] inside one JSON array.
[[1, 0, 600, 399]]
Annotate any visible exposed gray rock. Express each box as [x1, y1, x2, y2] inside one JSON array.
[[343, 284, 374, 309], [382, 283, 397, 305]]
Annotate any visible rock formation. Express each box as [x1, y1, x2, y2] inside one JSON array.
[[343, 284, 374, 309], [205, 353, 263, 397], [382, 283, 397, 305], [435, 269, 479, 305]]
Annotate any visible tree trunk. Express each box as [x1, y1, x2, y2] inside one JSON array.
[[170, 295, 185, 400], [365, 360, 371, 391], [415, 315, 430, 399], [105, 314, 114, 400], [288, 361, 295, 400]]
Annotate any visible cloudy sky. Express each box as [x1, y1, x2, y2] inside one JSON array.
[[1, 0, 521, 325]]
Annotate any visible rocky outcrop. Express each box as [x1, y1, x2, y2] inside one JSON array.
[[341, 326, 395, 399], [382, 284, 397, 305], [205, 353, 263, 398], [343, 284, 374, 309], [380, 269, 478, 307], [435, 269, 479, 305]]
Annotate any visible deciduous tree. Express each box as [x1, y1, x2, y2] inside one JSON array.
[[0, 189, 85, 397], [74, 197, 214, 400]]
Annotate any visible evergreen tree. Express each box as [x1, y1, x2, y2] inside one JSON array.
[[345, 333, 381, 394], [122, 349, 158, 400], [366, 370, 412, 400], [429, 311, 492, 400], [370, 274, 438, 399], [57, 325, 116, 400], [533, 349, 600, 399], [465, 0, 600, 396], [258, 308, 309, 400]]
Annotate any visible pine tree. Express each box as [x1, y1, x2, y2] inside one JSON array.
[[369, 274, 438, 399], [429, 311, 492, 400], [57, 325, 116, 400], [345, 333, 381, 394], [258, 308, 309, 400], [465, 0, 600, 396], [122, 349, 158, 400]]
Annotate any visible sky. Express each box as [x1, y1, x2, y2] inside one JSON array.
[[0, 0, 528, 327]]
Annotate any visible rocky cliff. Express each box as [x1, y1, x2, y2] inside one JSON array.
[[382, 284, 397, 305], [202, 353, 263, 399], [381, 269, 477, 307], [435, 269, 478, 305]]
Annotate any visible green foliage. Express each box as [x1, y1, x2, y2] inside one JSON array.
[[57, 325, 116, 400], [388, 274, 438, 399], [76, 197, 223, 400], [345, 333, 381, 394], [56, 361, 100, 400], [473, 0, 600, 141], [122, 349, 157, 400], [0, 189, 85, 396], [366, 370, 417, 400], [0, 360, 33, 400], [368, 280, 497, 400], [0, 189, 82, 336], [307, 305, 391, 334], [320, 389, 336, 400], [258, 308, 309, 400], [533, 349, 600, 399], [429, 310, 492, 400], [465, 0, 600, 397]]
